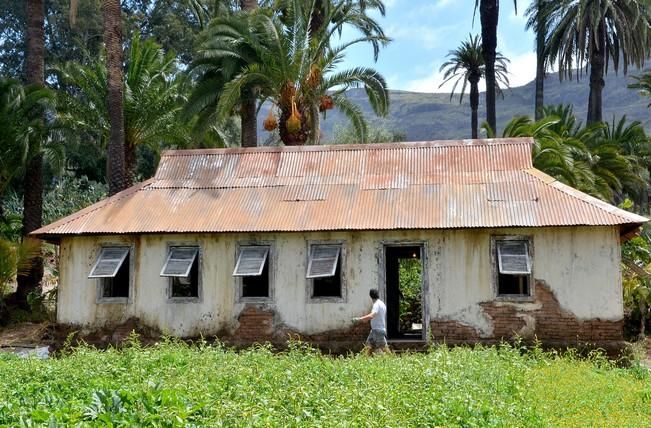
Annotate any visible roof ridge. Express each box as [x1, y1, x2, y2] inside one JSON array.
[[160, 138, 535, 157]]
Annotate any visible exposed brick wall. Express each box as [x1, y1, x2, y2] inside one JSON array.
[[479, 281, 623, 342], [230, 281, 623, 350], [228, 304, 368, 351], [430, 320, 481, 341], [233, 306, 275, 341], [429, 281, 622, 345]]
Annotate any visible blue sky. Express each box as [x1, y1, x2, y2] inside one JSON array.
[[340, 0, 536, 93]]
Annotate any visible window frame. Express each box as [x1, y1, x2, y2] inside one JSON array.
[[491, 235, 535, 301], [94, 242, 135, 304], [235, 241, 274, 303], [164, 243, 202, 303], [306, 240, 347, 303]]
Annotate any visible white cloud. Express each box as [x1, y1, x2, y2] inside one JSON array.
[[385, 24, 455, 51], [505, 51, 537, 87]]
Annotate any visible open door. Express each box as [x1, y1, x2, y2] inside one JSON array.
[[384, 245, 425, 340]]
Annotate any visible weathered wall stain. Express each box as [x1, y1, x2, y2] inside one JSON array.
[[57, 226, 624, 346]]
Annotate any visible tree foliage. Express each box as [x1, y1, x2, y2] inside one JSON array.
[[187, 0, 390, 145], [491, 105, 647, 203]]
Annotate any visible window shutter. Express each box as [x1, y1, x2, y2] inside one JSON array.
[[88, 247, 130, 278], [233, 246, 269, 276], [497, 241, 531, 275], [160, 247, 198, 277], [306, 245, 340, 278]]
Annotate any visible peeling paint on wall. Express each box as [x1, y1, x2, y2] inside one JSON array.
[[57, 226, 624, 343]]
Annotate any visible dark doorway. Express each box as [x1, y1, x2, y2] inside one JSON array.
[[385, 245, 424, 340]]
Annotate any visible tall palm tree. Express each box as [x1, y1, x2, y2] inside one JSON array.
[[474, 0, 517, 134], [239, 0, 258, 147], [439, 34, 509, 139], [17, 0, 46, 305], [545, 0, 651, 124], [525, 0, 553, 120], [101, 0, 126, 194], [55, 34, 189, 184], [188, 0, 389, 145]]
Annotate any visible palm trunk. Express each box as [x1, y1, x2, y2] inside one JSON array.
[[239, 0, 258, 148], [587, 22, 606, 125], [124, 139, 136, 187], [480, 0, 498, 134], [534, 0, 545, 121], [310, 0, 326, 36], [470, 78, 480, 139], [16, 0, 45, 306], [640, 299, 647, 338], [102, 0, 126, 195], [240, 87, 257, 147]]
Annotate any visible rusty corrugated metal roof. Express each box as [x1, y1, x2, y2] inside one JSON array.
[[32, 138, 647, 238]]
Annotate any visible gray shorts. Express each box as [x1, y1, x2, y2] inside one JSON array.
[[366, 329, 387, 349]]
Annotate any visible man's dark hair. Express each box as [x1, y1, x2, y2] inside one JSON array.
[[369, 288, 379, 300]]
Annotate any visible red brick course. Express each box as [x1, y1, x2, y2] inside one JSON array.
[[430, 281, 622, 344], [228, 304, 368, 351], [430, 320, 481, 341], [230, 282, 623, 350], [481, 281, 623, 342]]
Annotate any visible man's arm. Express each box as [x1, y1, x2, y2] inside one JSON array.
[[354, 310, 376, 323]]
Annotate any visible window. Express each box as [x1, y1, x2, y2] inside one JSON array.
[[161, 246, 200, 299], [89, 246, 131, 299], [307, 244, 342, 298], [234, 245, 270, 298], [494, 238, 532, 297]]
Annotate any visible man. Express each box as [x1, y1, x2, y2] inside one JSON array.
[[353, 288, 389, 354]]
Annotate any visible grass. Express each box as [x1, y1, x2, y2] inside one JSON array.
[[0, 339, 649, 427]]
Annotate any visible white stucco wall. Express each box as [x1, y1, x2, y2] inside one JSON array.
[[57, 226, 623, 337]]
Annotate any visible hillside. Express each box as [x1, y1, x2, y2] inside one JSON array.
[[259, 68, 651, 142]]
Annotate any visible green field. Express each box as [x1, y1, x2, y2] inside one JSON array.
[[0, 340, 649, 427]]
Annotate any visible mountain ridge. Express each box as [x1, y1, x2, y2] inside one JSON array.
[[259, 67, 651, 142]]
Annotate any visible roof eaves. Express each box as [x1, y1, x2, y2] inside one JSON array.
[[30, 178, 155, 238]]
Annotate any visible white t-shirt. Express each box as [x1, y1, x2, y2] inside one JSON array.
[[370, 299, 387, 331]]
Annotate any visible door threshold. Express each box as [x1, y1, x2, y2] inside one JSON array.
[[387, 338, 426, 343]]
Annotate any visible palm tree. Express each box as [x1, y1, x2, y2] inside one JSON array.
[[525, 0, 553, 120], [0, 79, 54, 208], [495, 106, 642, 202], [439, 34, 509, 139], [239, 0, 258, 147], [55, 34, 189, 184], [474, 0, 517, 134], [17, 0, 46, 305], [545, 0, 651, 124], [101, 0, 126, 194], [188, 1, 389, 145], [275, 0, 388, 60]]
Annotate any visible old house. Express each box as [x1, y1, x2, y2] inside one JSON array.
[[33, 138, 647, 348]]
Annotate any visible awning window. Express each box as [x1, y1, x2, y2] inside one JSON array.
[[497, 241, 531, 275], [88, 247, 130, 278], [306, 245, 340, 278], [233, 246, 269, 276], [160, 247, 199, 277]]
